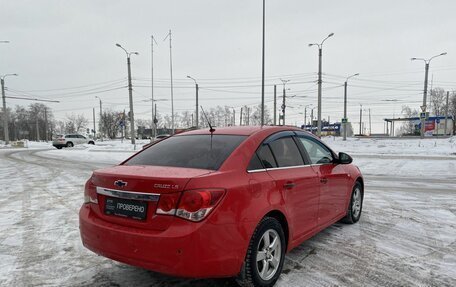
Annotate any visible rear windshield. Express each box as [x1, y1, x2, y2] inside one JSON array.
[[125, 135, 247, 170]]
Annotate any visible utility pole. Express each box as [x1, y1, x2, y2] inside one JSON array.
[[369, 108, 372, 136], [187, 76, 199, 129], [96, 96, 103, 141], [151, 35, 158, 137], [273, 85, 277, 125], [359, 104, 363, 135], [116, 43, 139, 144], [304, 107, 307, 127], [36, 116, 40, 141], [429, 74, 434, 114], [240, 107, 243, 126], [260, 0, 265, 126], [310, 108, 314, 133], [317, 46, 322, 135], [444, 91, 449, 136], [422, 62, 430, 138], [1, 74, 17, 145], [44, 107, 48, 142], [123, 109, 126, 139], [92, 108, 96, 139], [1, 78, 8, 144], [280, 79, 289, 125], [164, 30, 174, 134], [195, 83, 198, 128], [154, 104, 157, 136], [127, 55, 135, 143], [232, 108, 236, 126], [309, 33, 334, 137], [343, 81, 348, 140], [411, 52, 447, 138], [343, 73, 359, 140]]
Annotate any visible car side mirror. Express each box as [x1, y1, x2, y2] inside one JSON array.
[[338, 152, 353, 164]]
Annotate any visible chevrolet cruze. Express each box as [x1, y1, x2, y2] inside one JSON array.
[[79, 126, 364, 287]]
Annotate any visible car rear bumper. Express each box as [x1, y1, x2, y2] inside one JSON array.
[[79, 204, 248, 278], [52, 144, 66, 148]]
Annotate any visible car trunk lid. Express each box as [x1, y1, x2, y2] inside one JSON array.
[[89, 165, 213, 231]]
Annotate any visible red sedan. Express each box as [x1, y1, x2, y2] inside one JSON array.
[[79, 126, 364, 287]]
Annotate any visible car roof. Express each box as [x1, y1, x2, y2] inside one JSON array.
[[176, 125, 306, 136]]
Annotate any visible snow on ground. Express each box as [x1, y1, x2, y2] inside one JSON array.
[[321, 136, 456, 179], [0, 137, 455, 286], [322, 136, 456, 157]]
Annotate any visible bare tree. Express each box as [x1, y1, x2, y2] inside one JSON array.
[[101, 110, 122, 139], [449, 92, 456, 135], [75, 114, 89, 133], [430, 88, 446, 116], [250, 104, 272, 125], [399, 105, 419, 135], [65, 113, 88, 134]]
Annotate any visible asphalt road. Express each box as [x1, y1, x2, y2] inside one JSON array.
[[0, 149, 455, 286]]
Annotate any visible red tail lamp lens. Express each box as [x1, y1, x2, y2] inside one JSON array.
[[176, 189, 225, 221], [156, 193, 181, 215], [83, 178, 98, 204]]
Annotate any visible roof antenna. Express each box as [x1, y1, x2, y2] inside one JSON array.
[[200, 106, 215, 133]]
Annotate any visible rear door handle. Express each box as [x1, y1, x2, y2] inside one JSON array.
[[320, 178, 328, 184], [283, 182, 295, 189]]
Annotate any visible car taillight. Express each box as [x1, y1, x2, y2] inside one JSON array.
[[83, 178, 98, 204], [175, 189, 225, 222], [156, 192, 181, 215]]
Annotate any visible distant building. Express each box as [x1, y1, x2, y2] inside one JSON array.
[[384, 116, 454, 136], [301, 121, 346, 136]]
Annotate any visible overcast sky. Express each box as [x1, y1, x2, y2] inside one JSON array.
[[1, 0, 456, 133]]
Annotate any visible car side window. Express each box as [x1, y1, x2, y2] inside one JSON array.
[[297, 137, 333, 165], [257, 145, 277, 168], [268, 137, 304, 167], [247, 153, 264, 170]]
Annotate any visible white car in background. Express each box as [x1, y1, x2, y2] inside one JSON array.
[[53, 134, 95, 149]]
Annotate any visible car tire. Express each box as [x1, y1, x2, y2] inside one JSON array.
[[88, 141, 95, 145], [56, 146, 62, 149], [66, 142, 74, 148], [341, 181, 363, 224], [237, 217, 286, 287]]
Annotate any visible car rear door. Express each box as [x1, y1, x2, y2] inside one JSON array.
[[258, 132, 320, 239], [294, 133, 349, 226]]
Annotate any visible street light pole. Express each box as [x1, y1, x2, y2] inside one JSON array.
[[151, 35, 158, 138], [343, 73, 359, 141], [309, 33, 334, 137], [303, 104, 312, 130], [1, 73, 18, 145], [280, 79, 289, 125], [163, 30, 174, 134], [187, 76, 199, 129], [261, 0, 266, 126], [95, 96, 103, 141], [310, 107, 315, 133], [116, 43, 139, 144], [359, 104, 363, 136], [411, 52, 447, 138]]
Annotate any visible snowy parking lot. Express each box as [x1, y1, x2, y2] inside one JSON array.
[[1, 137, 455, 286]]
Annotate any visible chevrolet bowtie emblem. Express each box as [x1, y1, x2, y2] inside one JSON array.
[[114, 180, 128, 188]]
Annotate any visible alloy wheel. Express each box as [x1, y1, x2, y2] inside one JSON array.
[[256, 229, 282, 281]]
